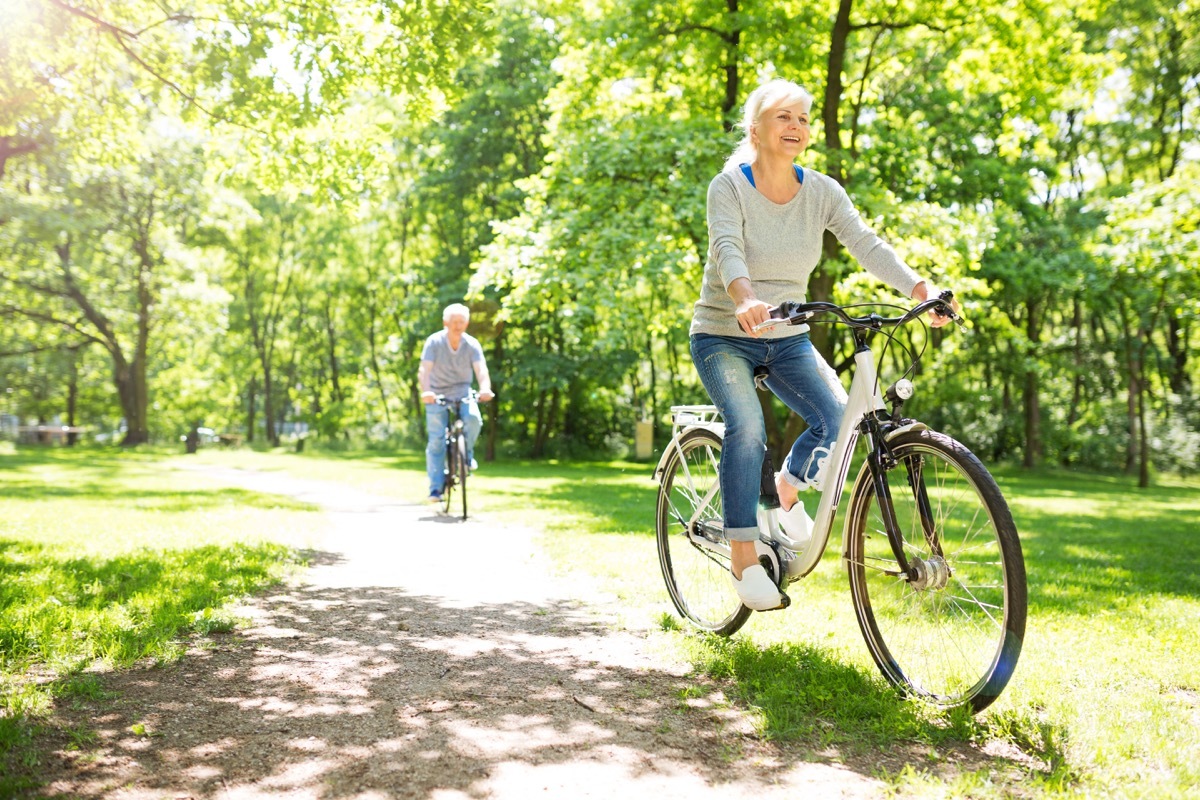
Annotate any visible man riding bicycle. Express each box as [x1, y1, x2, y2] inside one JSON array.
[[418, 303, 494, 502]]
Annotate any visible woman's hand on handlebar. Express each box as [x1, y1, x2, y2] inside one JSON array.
[[729, 278, 773, 337], [736, 297, 775, 337], [912, 281, 960, 328]]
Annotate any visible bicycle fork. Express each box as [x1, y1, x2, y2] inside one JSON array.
[[865, 434, 949, 588]]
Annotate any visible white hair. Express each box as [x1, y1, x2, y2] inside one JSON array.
[[443, 303, 471, 322], [723, 79, 814, 173]]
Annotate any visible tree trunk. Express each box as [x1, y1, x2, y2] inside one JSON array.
[[824, 0, 854, 185], [243, 267, 280, 448], [646, 329, 657, 424], [1166, 312, 1189, 396], [114, 357, 150, 446], [720, 0, 742, 128], [1022, 297, 1042, 468], [246, 375, 258, 444], [808, 262, 837, 359], [364, 288, 390, 428], [53, 240, 150, 445], [532, 388, 549, 458], [809, 0, 855, 359], [261, 362, 278, 447], [1136, 359, 1150, 488], [997, 369, 1013, 464], [485, 322, 504, 462], [548, 386, 562, 454], [1064, 296, 1085, 465], [66, 349, 79, 446], [1119, 307, 1138, 475], [324, 295, 344, 404]]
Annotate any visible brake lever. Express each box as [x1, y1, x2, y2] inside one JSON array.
[[931, 290, 966, 327], [751, 317, 791, 333], [752, 312, 813, 332]]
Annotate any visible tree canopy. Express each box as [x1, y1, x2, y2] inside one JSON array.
[[2, 0, 1197, 483]]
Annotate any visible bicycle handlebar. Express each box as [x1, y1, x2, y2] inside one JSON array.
[[432, 389, 487, 406], [755, 290, 964, 332]]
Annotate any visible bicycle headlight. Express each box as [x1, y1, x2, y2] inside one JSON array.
[[886, 379, 915, 403]]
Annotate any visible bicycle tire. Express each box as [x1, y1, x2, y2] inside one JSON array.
[[456, 432, 468, 521], [441, 438, 456, 516], [655, 428, 751, 636], [845, 429, 1026, 712]]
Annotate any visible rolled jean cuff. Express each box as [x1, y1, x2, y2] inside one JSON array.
[[779, 456, 805, 489], [726, 525, 760, 543]]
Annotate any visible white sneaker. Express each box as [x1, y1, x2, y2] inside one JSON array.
[[731, 565, 785, 611], [777, 497, 812, 542]]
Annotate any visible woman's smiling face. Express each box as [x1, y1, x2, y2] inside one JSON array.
[[753, 102, 811, 159]]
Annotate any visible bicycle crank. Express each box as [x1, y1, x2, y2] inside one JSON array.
[[755, 540, 793, 609]]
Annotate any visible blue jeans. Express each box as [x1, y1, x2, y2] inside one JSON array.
[[691, 333, 846, 542], [426, 400, 483, 495]]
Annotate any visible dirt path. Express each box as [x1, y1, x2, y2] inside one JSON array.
[[33, 467, 885, 799]]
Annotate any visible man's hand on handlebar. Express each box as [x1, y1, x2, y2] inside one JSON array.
[[422, 390, 493, 405]]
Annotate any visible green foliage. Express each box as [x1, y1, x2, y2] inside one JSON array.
[[1, 0, 1197, 479]]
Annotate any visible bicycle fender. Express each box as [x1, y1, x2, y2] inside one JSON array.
[[652, 423, 726, 483], [884, 421, 929, 440]]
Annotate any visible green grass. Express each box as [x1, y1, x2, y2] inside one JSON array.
[[0, 445, 327, 790], [3, 442, 1199, 798]]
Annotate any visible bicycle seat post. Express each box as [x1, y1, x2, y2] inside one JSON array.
[[759, 448, 780, 510]]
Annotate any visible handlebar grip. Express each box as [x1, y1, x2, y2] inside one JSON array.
[[769, 302, 798, 320], [931, 289, 966, 326]]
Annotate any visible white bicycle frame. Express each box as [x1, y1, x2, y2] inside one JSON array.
[[657, 346, 910, 579]]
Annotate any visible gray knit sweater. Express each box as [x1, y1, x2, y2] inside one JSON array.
[[690, 167, 921, 339]]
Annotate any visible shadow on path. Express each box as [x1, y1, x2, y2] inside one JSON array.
[[37, 579, 884, 799]]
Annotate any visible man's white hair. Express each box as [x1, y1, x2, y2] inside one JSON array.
[[443, 303, 471, 322]]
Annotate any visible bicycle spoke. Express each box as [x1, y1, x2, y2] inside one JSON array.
[[848, 431, 1025, 712], [656, 428, 747, 636]]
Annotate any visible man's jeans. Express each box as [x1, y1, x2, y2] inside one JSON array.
[[691, 333, 846, 542], [426, 399, 483, 495]]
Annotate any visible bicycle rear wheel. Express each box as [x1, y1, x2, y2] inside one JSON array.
[[846, 429, 1026, 712], [655, 428, 750, 636], [441, 439, 456, 516], [455, 432, 468, 521]]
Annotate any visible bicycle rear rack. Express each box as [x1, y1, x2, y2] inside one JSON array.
[[669, 405, 721, 430]]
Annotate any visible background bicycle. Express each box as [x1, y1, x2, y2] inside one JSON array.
[[654, 294, 1027, 712], [433, 391, 479, 520]]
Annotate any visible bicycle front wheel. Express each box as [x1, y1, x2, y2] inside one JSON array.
[[846, 429, 1026, 712], [441, 440, 456, 516], [455, 432, 468, 521], [655, 428, 750, 636]]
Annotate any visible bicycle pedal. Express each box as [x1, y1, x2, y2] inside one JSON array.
[[762, 592, 791, 612]]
